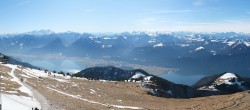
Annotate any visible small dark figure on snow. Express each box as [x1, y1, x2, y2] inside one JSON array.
[[32, 107, 39, 110]]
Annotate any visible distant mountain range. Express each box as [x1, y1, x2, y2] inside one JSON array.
[[1, 30, 250, 77]]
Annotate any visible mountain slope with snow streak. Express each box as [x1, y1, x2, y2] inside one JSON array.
[[1, 62, 250, 109], [194, 72, 250, 93], [0, 63, 41, 110], [1, 63, 145, 109]]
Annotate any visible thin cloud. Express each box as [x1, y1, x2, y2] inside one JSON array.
[[138, 18, 157, 26], [143, 10, 192, 15], [15, 0, 31, 7], [224, 20, 245, 23], [4, 0, 32, 10], [9, 0, 32, 9], [223, 19, 250, 23], [168, 21, 250, 33], [136, 20, 250, 33], [247, 11, 250, 15], [157, 10, 192, 13], [193, 0, 203, 7], [176, 22, 217, 25], [138, 18, 169, 26]]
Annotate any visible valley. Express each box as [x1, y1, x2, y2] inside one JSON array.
[[2, 31, 250, 85]]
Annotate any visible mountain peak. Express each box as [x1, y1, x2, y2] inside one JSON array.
[[214, 72, 240, 85], [52, 37, 63, 43], [44, 38, 64, 47], [193, 72, 250, 93], [39, 38, 65, 52], [219, 72, 237, 79], [25, 29, 54, 36]]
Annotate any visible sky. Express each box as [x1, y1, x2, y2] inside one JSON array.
[[0, 0, 250, 34]]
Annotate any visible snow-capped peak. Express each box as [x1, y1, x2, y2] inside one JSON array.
[[199, 72, 250, 92], [215, 73, 239, 85], [219, 73, 237, 79], [25, 29, 54, 36], [213, 73, 249, 91]]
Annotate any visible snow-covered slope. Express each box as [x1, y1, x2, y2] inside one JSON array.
[[0, 63, 41, 110], [74, 66, 202, 98], [0, 62, 146, 109], [218, 73, 238, 84], [2, 94, 40, 110], [195, 72, 250, 93]]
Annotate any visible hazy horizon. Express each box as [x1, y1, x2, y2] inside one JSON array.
[[1, 29, 250, 35], [1, 0, 250, 34]]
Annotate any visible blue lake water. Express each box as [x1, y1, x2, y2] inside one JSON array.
[[19, 57, 203, 85], [161, 72, 205, 85]]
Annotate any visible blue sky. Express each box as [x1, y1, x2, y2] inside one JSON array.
[[0, 0, 250, 33]]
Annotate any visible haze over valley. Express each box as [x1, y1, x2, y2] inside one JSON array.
[[1, 0, 250, 110], [2, 31, 250, 85]]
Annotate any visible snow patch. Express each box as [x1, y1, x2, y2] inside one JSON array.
[[94, 41, 102, 43], [167, 90, 173, 95], [53, 78, 68, 83], [103, 37, 117, 40], [211, 39, 218, 42], [243, 41, 250, 47], [227, 41, 236, 46], [195, 46, 204, 51], [179, 44, 190, 47], [22, 68, 49, 78], [102, 45, 112, 48], [90, 89, 96, 94], [131, 72, 146, 79], [148, 39, 157, 43], [2, 94, 41, 110], [153, 43, 164, 48], [143, 76, 153, 82], [210, 50, 217, 55], [219, 73, 237, 79], [4, 64, 33, 96]]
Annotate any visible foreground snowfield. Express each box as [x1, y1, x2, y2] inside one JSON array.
[[2, 93, 40, 110], [1, 63, 143, 110], [1, 64, 41, 110]]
